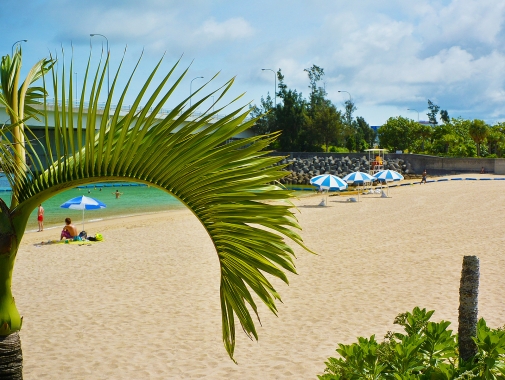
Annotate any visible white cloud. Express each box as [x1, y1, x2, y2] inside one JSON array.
[[195, 17, 254, 42]]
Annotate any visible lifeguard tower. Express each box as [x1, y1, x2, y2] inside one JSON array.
[[365, 148, 388, 176]]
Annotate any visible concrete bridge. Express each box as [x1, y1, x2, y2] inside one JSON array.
[[0, 101, 255, 167]]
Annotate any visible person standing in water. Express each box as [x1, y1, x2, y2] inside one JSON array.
[[37, 204, 44, 232], [112, 189, 123, 199]]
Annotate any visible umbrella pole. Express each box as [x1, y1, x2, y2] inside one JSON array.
[[82, 208, 85, 232]]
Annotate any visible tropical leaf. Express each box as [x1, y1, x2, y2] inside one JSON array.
[[0, 50, 312, 360]]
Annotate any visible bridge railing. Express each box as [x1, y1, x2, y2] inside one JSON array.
[[43, 99, 237, 120]]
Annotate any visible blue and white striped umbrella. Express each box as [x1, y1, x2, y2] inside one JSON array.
[[310, 174, 348, 191], [60, 195, 107, 210], [342, 171, 376, 184], [373, 170, 404, 182], [60, 195, 107, 231]]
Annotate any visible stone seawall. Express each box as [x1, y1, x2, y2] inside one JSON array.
[[273, 155, 414, 185], [269, 152, 505, 177]]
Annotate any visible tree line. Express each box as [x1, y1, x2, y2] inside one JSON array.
[[250, 65, 376, 153], [251, 69, 505, 157], [379, 108, 505, 157]]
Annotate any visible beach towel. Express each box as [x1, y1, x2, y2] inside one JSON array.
[[35, 237, 103, 247]]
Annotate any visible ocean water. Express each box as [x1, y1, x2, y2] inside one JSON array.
[[0, 175, 317, 233], [0, 177, 184, 232]]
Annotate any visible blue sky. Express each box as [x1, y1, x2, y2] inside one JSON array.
[[2, 0, 504, 126]]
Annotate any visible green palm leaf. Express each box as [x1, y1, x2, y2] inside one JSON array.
[[1, 52, 312, 361]]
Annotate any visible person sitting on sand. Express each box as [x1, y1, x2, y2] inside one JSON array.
[[420, 169, 427, 184], [60, 217, 78, 240], [112, 189, 123, 199]]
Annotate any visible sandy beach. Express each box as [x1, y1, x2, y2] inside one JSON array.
[[13, 174, 505, 379]]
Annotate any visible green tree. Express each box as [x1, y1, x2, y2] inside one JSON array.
[[488, 123, 505, 157], [427, 99, 440, 125], [0, 51, 310, 377], [310, 101, 343, 152], [378, 116, 417, 152], [304, 64, 325, 114], [0, 47, 53, 184], [469, 119, 489, 156], [440, 109, 450, 123], [355, 116, 376, 151], [430, 122, 456, 155], [275, 69, 307, 151], [343, 99, 356, 128], [342, 100, 358, 152], [249, 93, 276, 135], [429, 118, 476, 157], [411, 122, 432, 152]]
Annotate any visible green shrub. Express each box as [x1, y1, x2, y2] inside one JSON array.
[[318, 307, 505, 379], [329, 146, 350, 153]]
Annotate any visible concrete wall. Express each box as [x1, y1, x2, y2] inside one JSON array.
[[393, 154, 502, 174], [270, 152, 505, 175], [495, 159, 505, 175]]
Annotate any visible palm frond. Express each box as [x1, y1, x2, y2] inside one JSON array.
[[1, 52, 312, 361]]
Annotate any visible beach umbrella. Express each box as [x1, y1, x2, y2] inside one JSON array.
[[372, 170, 404, 196], [60, 195, 106, 231], [342, 171, 376, 201], [310, 174, 347, 206], [310, 174, 348, 190], [372, 169, 404, 182], [342, 171, 375, 184]]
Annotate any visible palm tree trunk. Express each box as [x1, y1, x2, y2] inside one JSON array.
[[0, 198, 24, 379], [458, 255, 479, 363], [0, 333, 23, 379]]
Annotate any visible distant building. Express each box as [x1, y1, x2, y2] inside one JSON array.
[[419, 121, 437, 127]]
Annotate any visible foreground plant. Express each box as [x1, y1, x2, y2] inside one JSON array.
[[0, 48, 310, 377], [318, 307, 505, 379]]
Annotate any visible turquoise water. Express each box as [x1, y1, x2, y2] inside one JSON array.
[[0, 175, 316, 232], [0, 178, 184, 232]]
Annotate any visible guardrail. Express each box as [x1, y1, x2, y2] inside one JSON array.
[[38, 99, 226, 120]]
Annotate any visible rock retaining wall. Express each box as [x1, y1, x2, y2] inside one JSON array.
[[273, 155, 414, 185]]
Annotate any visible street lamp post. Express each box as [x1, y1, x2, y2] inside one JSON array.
[[11, 40, 27, 56], [261, 68, 276, 108], [407, 108, 419, 122], [338, 90, 352, 102], [90, 34, 110, 95], [190, 76, 204, 107]]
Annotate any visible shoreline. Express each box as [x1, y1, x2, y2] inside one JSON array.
[[24, 173, 505, 236], [24, 208, 186, 235]]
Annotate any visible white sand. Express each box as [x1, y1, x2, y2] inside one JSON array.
[[14, 174, 505, 379]]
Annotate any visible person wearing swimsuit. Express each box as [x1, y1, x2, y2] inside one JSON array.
[[37, 204, 44, 232]]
